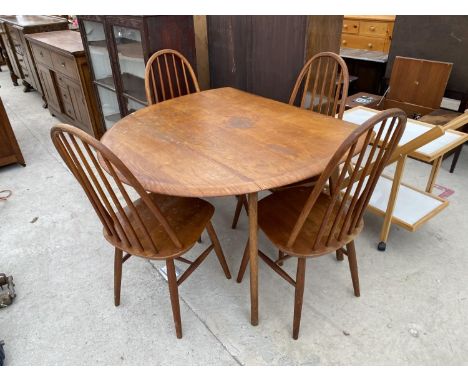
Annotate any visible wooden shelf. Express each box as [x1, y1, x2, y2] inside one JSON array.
[[104, 112, 122, 123], [95, 76, 116, 92], [349, 174, 448, 232], [121, 72, 146, 104]]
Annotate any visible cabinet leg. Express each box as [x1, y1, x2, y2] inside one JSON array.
[[11, 73, 19, 86], [22, 80, 33, 93]]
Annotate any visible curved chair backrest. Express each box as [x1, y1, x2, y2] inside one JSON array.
[[50, 124, 182, 254], [145, 49, 200, 105], [289, 52, 349, 119], [287, 109, 407, 251]]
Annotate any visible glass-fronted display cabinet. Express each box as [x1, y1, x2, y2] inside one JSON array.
[[78, 16, 197, 130]]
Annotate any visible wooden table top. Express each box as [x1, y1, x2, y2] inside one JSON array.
[[101, 87, 359, 197], [26, 30, 84, 56]]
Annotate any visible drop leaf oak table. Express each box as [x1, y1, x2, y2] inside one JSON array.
[[101, 87, 358, 326]]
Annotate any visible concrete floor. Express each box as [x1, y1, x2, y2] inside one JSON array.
[[1, 68, 468, 365]]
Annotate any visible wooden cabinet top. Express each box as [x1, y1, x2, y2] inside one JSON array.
[[344, 15, 395, 22], [26, 30, 84, 57], [0, 15, 68, 31]]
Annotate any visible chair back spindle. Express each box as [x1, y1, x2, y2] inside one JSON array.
[[145, 49, 200, 105], [287, 109, 407, 251], [289, 52, 349, 119], [51, 124, 183, 254]]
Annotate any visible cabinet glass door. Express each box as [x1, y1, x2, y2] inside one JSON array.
[[113, 26, 147, 108], [97, 86, 120, 130], [83, 20, 115, 88], [83, 20, 120, 129]]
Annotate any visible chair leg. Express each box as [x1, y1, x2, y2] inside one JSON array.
[[278, 250, 285, 266], [336, 248, 345, 261], [166, 259, 182, 339], [236, 240, 250, 283], [114, 248, 123, 307], [346, 241, 360, 297], [231, 195, 244, 229], [206, 221, 231, 279], [293, 258, 306, 340], [449, 145, 462, 173]]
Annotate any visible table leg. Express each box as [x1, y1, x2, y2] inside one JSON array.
[[248, 192, 258, 326]]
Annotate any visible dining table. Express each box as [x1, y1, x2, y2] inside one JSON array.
[[101, 86, 359, 326]]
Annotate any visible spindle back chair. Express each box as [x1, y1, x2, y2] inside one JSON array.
[[145, 49, 200, 105], [51, 124, 231, 338], [236, 108, 407, 339], [289, 51, 349, 119]]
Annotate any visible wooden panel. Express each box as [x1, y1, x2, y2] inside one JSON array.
[[306, 16, 343, 59], [341, 34, 385, 51], [250, 16, 308, 102], [208, 16, 342, 103], [387, 56, 452, 109], [0, 97, 25, 167], [207, 16, 251, 92], [36, 64, 60, 111], [360, 21, 389, 37], [342, 19, 359, 34], [193, 16, 209, 90]]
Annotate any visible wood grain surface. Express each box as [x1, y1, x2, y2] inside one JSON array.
[[101, 87, 359, 197]]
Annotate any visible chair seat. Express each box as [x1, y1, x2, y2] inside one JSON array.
[[258, 187, 363, 257], [104, 194, 214, 259]]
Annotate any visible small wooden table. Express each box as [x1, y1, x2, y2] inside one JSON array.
[[101, 87, 358, 326]]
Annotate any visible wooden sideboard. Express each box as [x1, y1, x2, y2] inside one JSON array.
[[0, 16, 68, 96], [26, 30, 103, 138], [0, 97, 25, 167], [341, 16, 395, 53]]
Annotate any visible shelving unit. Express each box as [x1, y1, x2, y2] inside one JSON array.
[[77, 15, 197, 130]]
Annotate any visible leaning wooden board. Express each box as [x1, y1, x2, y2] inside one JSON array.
[[0, 97, 25, 167]]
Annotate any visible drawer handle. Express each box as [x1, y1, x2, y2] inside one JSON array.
[[353, 24, 358, 28], [368, 43, 373, 48], [370, 26, 376, 31], [343, 24, 348, 29], [61, 62, 66, 68], [342, 40, 347, 45]]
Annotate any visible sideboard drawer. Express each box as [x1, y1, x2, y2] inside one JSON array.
[[341, 35, 385, 51], [51, 51, 78, 80], [342, 19, 359, 35], [360, 21, 389, 37], [31, 43, 53, 68]]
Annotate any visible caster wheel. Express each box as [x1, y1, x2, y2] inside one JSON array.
[[377, 242, 386, 251]]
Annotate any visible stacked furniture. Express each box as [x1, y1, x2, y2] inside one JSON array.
[[0, 97, 25, 168], [0, 16, 68, 96], [26, 30, 103, 138], [77, 15, 198, 130]]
